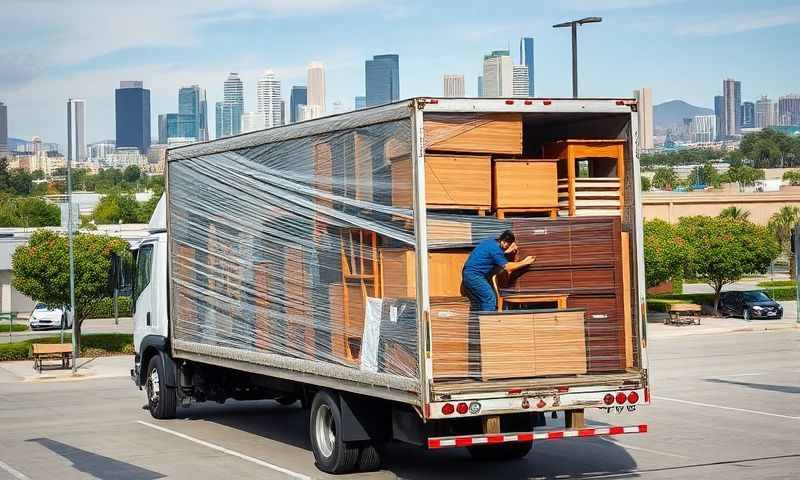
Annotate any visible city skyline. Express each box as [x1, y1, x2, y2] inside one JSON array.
[[1, 0, 799, 144]]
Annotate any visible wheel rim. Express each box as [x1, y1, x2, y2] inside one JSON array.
[[147, 367, 160, 407], [744, 309, 749, 320], [314, 404, 336, 459]]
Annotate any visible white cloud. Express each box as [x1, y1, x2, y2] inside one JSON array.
[[676, 5, 800, 37]]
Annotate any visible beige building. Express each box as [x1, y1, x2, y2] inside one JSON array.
[[643, 188, 800, 225]]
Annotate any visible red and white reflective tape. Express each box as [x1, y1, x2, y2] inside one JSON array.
[[427, 424, 647, 449]]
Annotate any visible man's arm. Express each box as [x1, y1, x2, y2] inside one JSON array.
[[504, 255, 535, 273]]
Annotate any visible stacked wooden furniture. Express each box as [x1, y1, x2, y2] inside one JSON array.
[[429, 297, 471, 379], [338, 228, 380, 361], [380, 247, 470, 298], [284, 246, 316, 359], [492, 159, 559, 219], [479, 309, 587, 380], [543, 139, 625, 217]]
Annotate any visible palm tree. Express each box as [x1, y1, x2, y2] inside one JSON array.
[[719, 206, 750, 221], [767, 206, 800, 277]]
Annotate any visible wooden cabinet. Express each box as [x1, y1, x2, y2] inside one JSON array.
[[424, 113, 522, 155], [430, 297, 471, 379], [533, 311, 587, 376], [479, 312, 535, 380], [568, 295, 625, 372], [380, 248, 470, 298], [391, 154, 492, 210], [492, 159, 558, 215]]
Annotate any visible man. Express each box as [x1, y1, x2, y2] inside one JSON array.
[[462, 230, 535, 311]]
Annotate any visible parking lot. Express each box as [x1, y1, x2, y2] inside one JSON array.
[[0, 328, 798, 480]]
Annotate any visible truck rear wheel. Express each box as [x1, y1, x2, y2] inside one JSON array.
[[146, 355, 177, 420], [468, 441, 533, 461]]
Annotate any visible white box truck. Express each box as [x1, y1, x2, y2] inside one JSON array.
[[125, 97, 649, 474]]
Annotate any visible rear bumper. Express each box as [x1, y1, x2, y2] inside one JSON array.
[[427, 424, 647, 449]]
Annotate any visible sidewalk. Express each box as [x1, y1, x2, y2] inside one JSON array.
[[647, 315, 797, 339], [0, 354, 133, 383]]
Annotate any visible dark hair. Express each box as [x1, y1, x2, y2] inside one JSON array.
[[497, 230, 515, 244]]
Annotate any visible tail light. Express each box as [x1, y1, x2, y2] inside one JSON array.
[[628, 391, 639, 404], [603, 393, 615, 405], [505, 99, 515, 105], [441, 403, 454, 415], [456, 402, 469, 415], [615, 392, 627, 405], [524, 100, 533, 105]]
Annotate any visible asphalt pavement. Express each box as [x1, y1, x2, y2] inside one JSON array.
[[0, 329, 798, 479]]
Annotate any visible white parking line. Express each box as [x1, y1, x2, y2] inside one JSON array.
[[137, 421, 312, 480], [0, 460, 31, 480], [653, 395, 800, 420]]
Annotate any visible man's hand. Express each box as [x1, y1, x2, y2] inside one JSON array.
[[522, 255, 535, 266], [504, 242, 519, 255]]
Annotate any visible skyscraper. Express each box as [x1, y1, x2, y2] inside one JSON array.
[[477, 76, 484, 97], [512, 65, 529, 97], [256, 70, 282, 128], [482, 50, 513, 97], [0, 102, 9, 154], [778, 94, 800, 126], [742, 101, 755, 129], [215, 73, 244, 138], [290, 86, 308, 123], [443, 74, 465, 97], [714, 95, 726, 141], [756, 96, 776, 128], [723, 78, 741, 136], [67, 99, 87, 161], [241, 112, 267, 133], [158, 113, 180, 144], [634, 88, 654, 151], [215, 102, 223, 139], [365, 54, 400, 107], [691, 115, 716, 144], [307, 62, 326, 119], [115, 81, 151, 154], [178, 85, 208, 141], [519, 37, 535, 96], [355, 96, 367, 110]]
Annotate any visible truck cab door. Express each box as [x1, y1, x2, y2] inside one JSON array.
[[132, 243, 157, 353]]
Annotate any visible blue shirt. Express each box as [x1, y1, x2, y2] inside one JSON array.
[[462, 239, 508, 276]]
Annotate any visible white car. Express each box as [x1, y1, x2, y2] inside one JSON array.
[[28, 304, 69, 330]]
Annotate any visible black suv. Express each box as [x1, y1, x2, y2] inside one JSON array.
[[718, 290, 783, 320]]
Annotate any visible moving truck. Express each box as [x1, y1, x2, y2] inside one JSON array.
[[125, 97, 649, 474]]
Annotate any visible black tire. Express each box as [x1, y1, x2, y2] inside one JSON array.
[[309, 391, 360, 474], [357, 443, 382, 472], [146, 355, 177, 420], [468, 441, 533, 461]]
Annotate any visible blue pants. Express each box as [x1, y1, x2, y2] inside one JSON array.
[[462, 271, 497, 311]]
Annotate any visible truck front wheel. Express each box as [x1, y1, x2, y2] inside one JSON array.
[[468, 441, 533, 461], [146, 355, 177, 419]]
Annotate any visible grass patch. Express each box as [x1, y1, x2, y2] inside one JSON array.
[[0, 324, 28, 333], [758, 280, 796, 288], [0, 334, 133, 362]]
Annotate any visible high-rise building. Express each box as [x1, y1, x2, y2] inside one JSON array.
[[158, 113, 181, 144], [482, 50, 513, 97], [691, 115, 716, 144], [241, 112, 267, 133], [214, 102, 223, 139], [633, 88, 654, 151], [443, 74, 465, 97], [0, 101, 7, 154], [355, 96, 367, 110], [742, 101, 755, 129], [512, 65, 529, 97], [67, 99, 87, 161], [115, 80, 151, 154], [215, 73, 244, 139], [723, 78, 741, 136], [256, 70, 282, 128], [477, 76, 484, 97], [714, 95, 726, 141], [307, 62, 326, 119], [778, 94, 800, 126], [178, 85, 208, 141], [519, 37, 535, 96], [365, 54, 400, 107], [290, 86, 308, 123], [756, 96, 776, 128]]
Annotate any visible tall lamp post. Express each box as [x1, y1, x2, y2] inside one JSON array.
[[553, 16, 602, 98], [66, 99, 77, 374]]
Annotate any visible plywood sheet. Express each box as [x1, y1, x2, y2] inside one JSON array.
[[430, 298, 471, 379], [493, 159, 558, 209], [424, 113, 522, 155], [479, 313, 535, 380], [533, 311, 587, 376]]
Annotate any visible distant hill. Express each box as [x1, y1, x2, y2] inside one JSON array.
[[654, 100, 714, 130], [7, 137, 27, 150]]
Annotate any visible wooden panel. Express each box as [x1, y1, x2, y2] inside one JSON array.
[[424, 113, 523, 155], [493, 159, 558, 209], [568, 295, 625, 372], [384, 341, 417, 378], [353, 131, 373, 203], [327, 283, 348, 361], [391, 154, 491, 209], [533, 311, 587, 376], [570, 218, 618, 265], [430, 297, 471, 379], [479, 312, 535, 380], [621, 232, 633, 369], [380, 248, 470, 298], [427, 218, 473, 245], [252, 261, 271, 351], [284, 247, 314, 359], [390, 154, 413, 209], [511, 220, 572, 268], [380, 249, 416, 298]]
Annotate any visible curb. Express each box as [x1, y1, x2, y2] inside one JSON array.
[[650, 323, 798, 339]]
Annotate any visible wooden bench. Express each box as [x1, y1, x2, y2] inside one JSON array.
[[666, 303, 702, 326], [32, 343, 73, 372]]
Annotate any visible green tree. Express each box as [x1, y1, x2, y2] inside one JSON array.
[[676, 216, 780, 314], [644, 219, 688, 289], [718, 206, 750, 221], [691, 163, 721, 188], [782, 170, 800, 186], [0, 195, 61, 227], [8, 169, 33, 196], [92, 191, 141, 224], [727, 165, 765, 188], [123, 165, 142, 184], [0, 157, 10, 192], [12, 230, 129, 351], [31, 170, 45, 181], [767, 206, 800, 277], [640, 176, 651, 192], [651, 167, 678, 190]]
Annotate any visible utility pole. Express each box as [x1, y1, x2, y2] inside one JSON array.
[[553, 17, 603, 98], [67, 99, 77, 374]]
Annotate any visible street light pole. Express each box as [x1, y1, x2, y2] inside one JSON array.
[[553, 16, 603, 98], [67, 99, 77, 375]]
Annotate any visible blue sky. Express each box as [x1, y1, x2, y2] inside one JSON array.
[[1, 0, 799, 146]]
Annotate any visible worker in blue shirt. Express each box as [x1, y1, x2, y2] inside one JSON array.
[[462, 230, 535, 311]]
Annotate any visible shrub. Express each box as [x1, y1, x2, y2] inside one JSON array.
[[86, 296, 132, 318]]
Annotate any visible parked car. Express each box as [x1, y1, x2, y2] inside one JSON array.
[[718, 291, 783, 320], [28, 304, 69, 330]]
